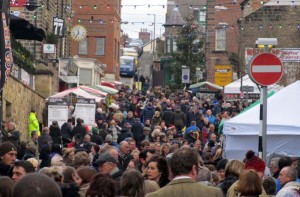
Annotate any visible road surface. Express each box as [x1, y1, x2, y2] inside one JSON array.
[[120, 40, 154, 89]]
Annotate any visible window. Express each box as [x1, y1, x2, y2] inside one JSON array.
[[78, 38, 88, 54], [172, 38, 177, 52], [166, 38, 171, 53], [215, 28, 226, 51], [199, 11, 206, 23], [5, 101, 11, 117], [96, 38, 105, 55], [79, 69, 92, 85]]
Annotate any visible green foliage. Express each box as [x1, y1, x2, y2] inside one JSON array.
[[12, 38, 35, 73], [229, 52, 242, 77], [171, 17, 205, 84], [46, 32, 59, 44]]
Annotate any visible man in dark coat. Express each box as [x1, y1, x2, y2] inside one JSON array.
[[72, 118, 87, 139], [61, 118, 73, 145], [131, 118, 144, 143], [162, 106, 174, 127], [0, 142, 17, 177], [140, 102, 155, 124]]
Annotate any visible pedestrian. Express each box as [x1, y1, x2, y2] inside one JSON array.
[[0, 141, 17, 177], [86, 173, 115, 197], [38, 127, 53, 168], [28, 108, 40, 136], [13, 173, 62, 197], [146, 147, 222, 197], [49, 121, 62, 145], [120, 169, 145, 197]]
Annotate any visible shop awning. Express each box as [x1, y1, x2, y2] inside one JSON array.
[[10, 14, 46, 41]]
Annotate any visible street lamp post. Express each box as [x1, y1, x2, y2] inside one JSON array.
[[148, 14, 156, 57]]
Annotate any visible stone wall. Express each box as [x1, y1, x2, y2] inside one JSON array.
[[241, 5, 300, 86], [3, 76, 46, 141]]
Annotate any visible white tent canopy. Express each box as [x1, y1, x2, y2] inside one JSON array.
[[189, 81, 223, 90], [224, 75, 260, 94], [48, 87, 103, 102], [224, 75, 283, 94], [223, 81, 300, 160]]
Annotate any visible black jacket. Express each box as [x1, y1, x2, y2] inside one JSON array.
[[49, 126, 62, 145], [117, 129, 133, 144], [72, 124, 86, 139], [0, 162, 13, 177], [162, 109, 174, 127]]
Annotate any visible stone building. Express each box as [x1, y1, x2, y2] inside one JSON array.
[[7, 0, 73, 139], [240, 0, 300, 86]]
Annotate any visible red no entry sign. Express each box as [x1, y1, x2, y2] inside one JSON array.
[[249, 53, 283, 86]]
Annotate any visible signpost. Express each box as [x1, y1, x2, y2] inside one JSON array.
[[248, 38, 283, 161]]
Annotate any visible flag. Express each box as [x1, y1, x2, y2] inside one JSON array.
[[0, 0, 13, 90]]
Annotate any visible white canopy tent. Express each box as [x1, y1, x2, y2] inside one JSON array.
[[223, 81, 300, 160], [48, 87, 103, 102], [224, 75, 260, 94], [224, 75, 283, 94]]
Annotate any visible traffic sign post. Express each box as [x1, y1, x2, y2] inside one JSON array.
[[248, 40, 283, 161]]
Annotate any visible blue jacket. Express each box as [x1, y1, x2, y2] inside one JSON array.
[[141, 105, 155, 124]]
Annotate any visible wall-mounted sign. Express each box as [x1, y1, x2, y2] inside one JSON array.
[[53, 17, 64, 37], [215, 65, 232, 87], [43, 44, 55, 54]]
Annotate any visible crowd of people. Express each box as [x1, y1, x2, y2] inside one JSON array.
[[0, 87, 299, 197]]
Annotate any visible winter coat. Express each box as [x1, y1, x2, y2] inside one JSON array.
[[49, 125, 62, 145], [117, 129, 133, 144], [72, 123, 87, 139], [141, 105, 155, 123], [162, 109, 174, 127], [173, 109, 186, 127], [28, 112, 40, 136], [131, 120, 144, 142], [61, 122, 73, 141]]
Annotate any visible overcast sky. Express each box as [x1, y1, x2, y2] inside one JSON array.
[[121, 0, 167, 39]]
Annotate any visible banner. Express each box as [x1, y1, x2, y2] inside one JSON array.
[[48, 98, 69, 127], [182, 67, 190, 83], [74, 98, 96, 127], [0, 0, 13, 90]]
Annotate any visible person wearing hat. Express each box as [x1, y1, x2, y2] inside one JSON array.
[[0, 141, 17, 177], [227, 150, 268, 197], [94, 153, 123, 194]]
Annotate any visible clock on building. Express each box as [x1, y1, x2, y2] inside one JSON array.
[[70, 25, 87, 41]]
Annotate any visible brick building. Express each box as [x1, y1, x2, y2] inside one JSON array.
[[205, 0, 243, 86], [71, 0, 121, 81], [139, 29, 151, 44]]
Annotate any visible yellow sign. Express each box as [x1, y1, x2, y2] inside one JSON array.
[[215, 65, 233, 87], [135, 82, 142, 90]]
